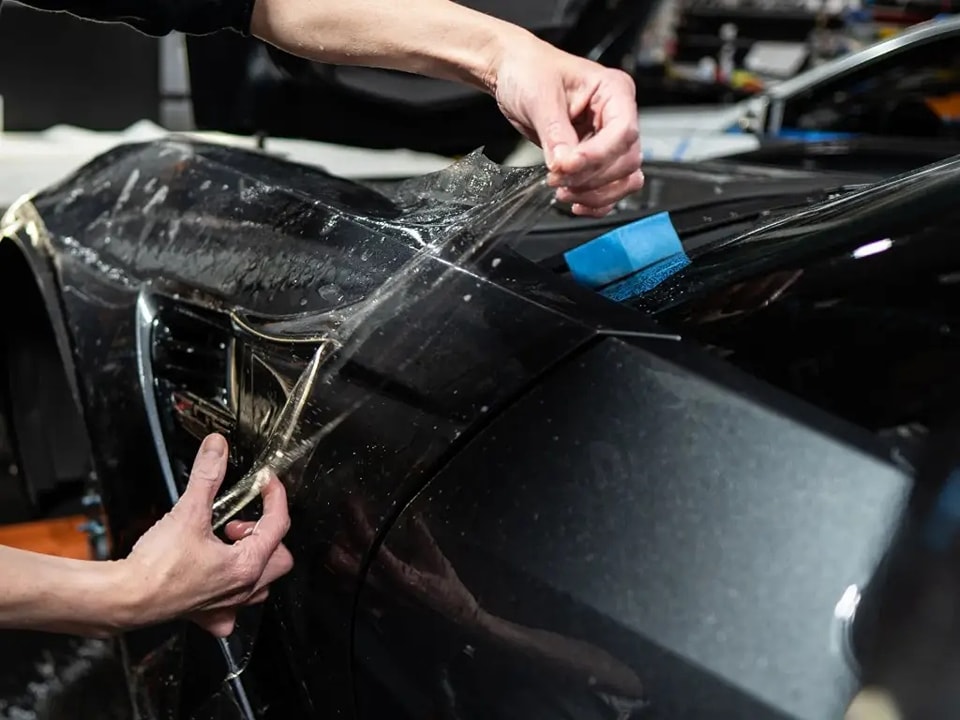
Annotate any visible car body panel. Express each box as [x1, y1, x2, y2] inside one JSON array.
[[1, 138, 939, 718], [356, 336, 908, 719], [0, 138, 667, 718]]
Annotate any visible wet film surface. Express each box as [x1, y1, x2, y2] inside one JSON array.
[[9, 138, 574, 718]]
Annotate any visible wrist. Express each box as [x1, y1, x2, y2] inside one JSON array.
[[419, 7, 529, 95], [98, 558, 153, 632], [250, 0, 536, 95]]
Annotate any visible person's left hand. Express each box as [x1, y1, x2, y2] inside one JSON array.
[[119, 433, 294, 637], [491, 35, 644, 217]]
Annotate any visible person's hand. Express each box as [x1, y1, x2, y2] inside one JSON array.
[[491, 36, 644, 217], [118, 433, 294, 637]]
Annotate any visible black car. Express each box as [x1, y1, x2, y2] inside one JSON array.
[[3, 136, 960, 720]]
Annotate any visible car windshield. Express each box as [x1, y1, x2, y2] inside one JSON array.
[[628, 153, 960, 313], [625, 153, 960, 440]]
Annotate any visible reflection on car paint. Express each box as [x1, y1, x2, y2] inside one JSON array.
[[334, 500, 650, 718], [0, 138, 675, 718], [5, 132, 938, 718]]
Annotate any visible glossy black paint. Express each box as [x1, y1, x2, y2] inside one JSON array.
[[631, 155, 960, 440], [2, 138, 944, 719], [723, 137, 960, 177], [356, 338, 907, 719], [516, 159, 874, 267], [4, 138, 666, 719]]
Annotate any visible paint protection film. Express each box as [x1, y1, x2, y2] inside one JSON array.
[[9, 137, 557, 718]]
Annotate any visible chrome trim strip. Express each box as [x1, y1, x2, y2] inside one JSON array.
[[135, 290, 256, 720], [135, 292, 179, 505]]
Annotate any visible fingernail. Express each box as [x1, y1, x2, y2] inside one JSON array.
[[201, 434, 226, 458]]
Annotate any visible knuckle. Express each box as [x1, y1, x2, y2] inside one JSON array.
[[231, 558, 262, 588], [543, 120, 567, 144]]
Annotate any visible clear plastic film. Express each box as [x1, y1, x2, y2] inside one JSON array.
[[24, 138, 554, 695], [209, 150, 553, 530]]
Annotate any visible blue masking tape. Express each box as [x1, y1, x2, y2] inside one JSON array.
[[601, 252, 690, 302], [564, 211, 686, 289]]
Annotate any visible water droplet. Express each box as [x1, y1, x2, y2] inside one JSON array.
[[317, 284, 345, 303], [299, 297, 308, 307], [491, 257, 502, 268], [480, 405, 489, 413], [462, 294, 472, 302]]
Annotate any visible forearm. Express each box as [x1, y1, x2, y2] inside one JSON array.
[[0, 545, 133, 638], [249, 0, 533, 93]]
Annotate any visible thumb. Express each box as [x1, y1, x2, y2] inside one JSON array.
[[533, 88, 581, 175], [191, 608, 237, 638], [179, 433, 229, 518]]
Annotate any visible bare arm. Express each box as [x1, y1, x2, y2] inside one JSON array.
[[0, 546, 129, 637], [249, 0, 523, 94], [0, 434, 293, 639], [249, 0, 643, 215]]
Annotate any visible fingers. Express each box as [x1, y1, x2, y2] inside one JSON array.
[[234, 474, 292, 576], [543, 74, 641, 215], [179, 434, 229, 520], [530, 85, 581, 174], [244, 588, 269, 606], [259, 543, 294, 587], [552, 140, 642, 192], [559, 170, 644, 212], [224, 520, 257, 542], [193, 608, 237, 638], [571, 81, 640, 178]]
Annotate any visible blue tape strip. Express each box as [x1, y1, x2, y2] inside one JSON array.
[[775, 128, 858, 141], [601, 252, 691, 302], [672, 136, 693, 160], [564, 211, 686, 289]]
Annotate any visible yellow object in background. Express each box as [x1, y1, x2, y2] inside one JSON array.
[[730, 69, 764, 93], [925, 92, 960, 121]]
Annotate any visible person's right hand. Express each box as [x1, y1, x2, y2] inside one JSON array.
[[118, 433, 294, 637]]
